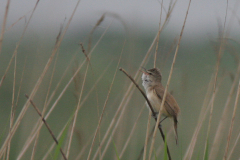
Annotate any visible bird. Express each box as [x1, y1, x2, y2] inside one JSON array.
[[141, 67, 180, 144]]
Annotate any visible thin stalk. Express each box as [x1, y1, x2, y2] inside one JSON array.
[[31, 52, 59, 160], [92, 27, 160, 160], [0, 0, 11, 56], [209, 62, 240, 160], [0, 0, 40, 89], [223, 78, 240, 159], [66, 61, 90, 158], [183, 76, 223, 160], [227, 128, 240, 160], [87, 40, 124, 160], [42, 63, 111, 160], [119, 105, 145, 159], [7, 49, 17, 160], [0, 0, 40, 157], [154, 0, 164, 68], [16, 21, 110, 160], [143, 111, 152, 160], [25, 94, 67, 160], [204, 0, 228, 158], [148, 0, 192, 159]]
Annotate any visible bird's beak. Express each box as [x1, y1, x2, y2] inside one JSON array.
[[139, 67, 149, 75]]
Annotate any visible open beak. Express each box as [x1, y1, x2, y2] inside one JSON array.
[[139, 67, 149, 75]]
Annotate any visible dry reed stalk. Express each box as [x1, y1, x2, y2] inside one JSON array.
[[119, 104, 145, 159], [204, 1, 229, 158], [183, 75, 214, 159], [227, 128, 240, 160], [96, 60, 156, 160], [209, 2, 240, 159], [25, 94, 67, 160], [87, 14, 105, 53], [0, 0, 40, 89], [6, 50, 17, 160], [20, 57, 87, 159], [3, 0, 82, 157], [74, 133, 95, 160], [99, 67, 163, 159], [86, 40, 124, 160], [92, 28, 161, 160], [223, 78, 240, 159], [153, 0, 178, 69], [99, 89, 135, 160], [154, 0, 164, 68], [16, 54, 77, 160], [65, 40, 96, 157], [41, 64, 111, 160], [44, 53, 78, 109], [42, 121, 69, 160], [183, 76, 224, 160], [143, 111, 152, 160], [67, 17, 108, 158], [0, 0, 41, 157], [30, 130, 40, 160], [75, 93, 122, 160], [15, 57, 27, 108], [148, 0, 192, 159], [66, 61, 89, 158], [93, 14, 176, 158], [17, 22, 110, 159], [0, 0, 10, 56], [154, 129, 173, 160], [79, 15, 105, 157], [5, 10, 32, 33], [31, 52, 60, 160], [209, 62, 240, 160], [161, 37, 177, 70]]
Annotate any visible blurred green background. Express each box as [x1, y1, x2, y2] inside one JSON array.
[[1, 0, 240, 159]]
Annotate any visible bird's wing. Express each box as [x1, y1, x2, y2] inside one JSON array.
[[154, 85, 179, 117], [154, 85, 179, 144]]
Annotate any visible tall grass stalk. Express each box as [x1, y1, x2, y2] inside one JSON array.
[[204, 0, 229, 158], [227, 128, 240, 160], [86, 40, 124, 160], [148, 0, 192, 159], [5, 0, 83, 157], [92, 27, 161, 160], [67, 60, 90, 158], [16, 19, 110, 159], [0, 0, 11, 56], [223, 78, 240, 159], [154, 0, 164, 68], [119, 105, 145, 158], [0, 0, 41, 157], [209, 62, 240, 160], [143, 111, 152, 160], [0, 0, 40, 89]]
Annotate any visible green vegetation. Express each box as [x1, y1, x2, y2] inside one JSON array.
[[0, 1, 240, 160]]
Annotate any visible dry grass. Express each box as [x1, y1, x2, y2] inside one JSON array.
[[1, 1, 240, 160]]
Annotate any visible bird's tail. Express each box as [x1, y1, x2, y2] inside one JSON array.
[[173, 116, 178, 144]]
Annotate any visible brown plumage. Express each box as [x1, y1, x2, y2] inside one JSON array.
[[141, 68, 180, 144]]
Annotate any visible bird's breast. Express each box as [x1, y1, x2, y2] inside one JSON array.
[[146, 89, 161, 112]]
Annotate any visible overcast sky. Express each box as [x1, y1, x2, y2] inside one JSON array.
[[1, 0, 240, 39]]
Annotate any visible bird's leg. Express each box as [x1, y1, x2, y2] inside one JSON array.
[[158, 116, 168, 128], [160, 116, 168, 123]]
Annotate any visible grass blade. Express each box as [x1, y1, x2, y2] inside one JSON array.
[[113, 140, 120, 160]]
